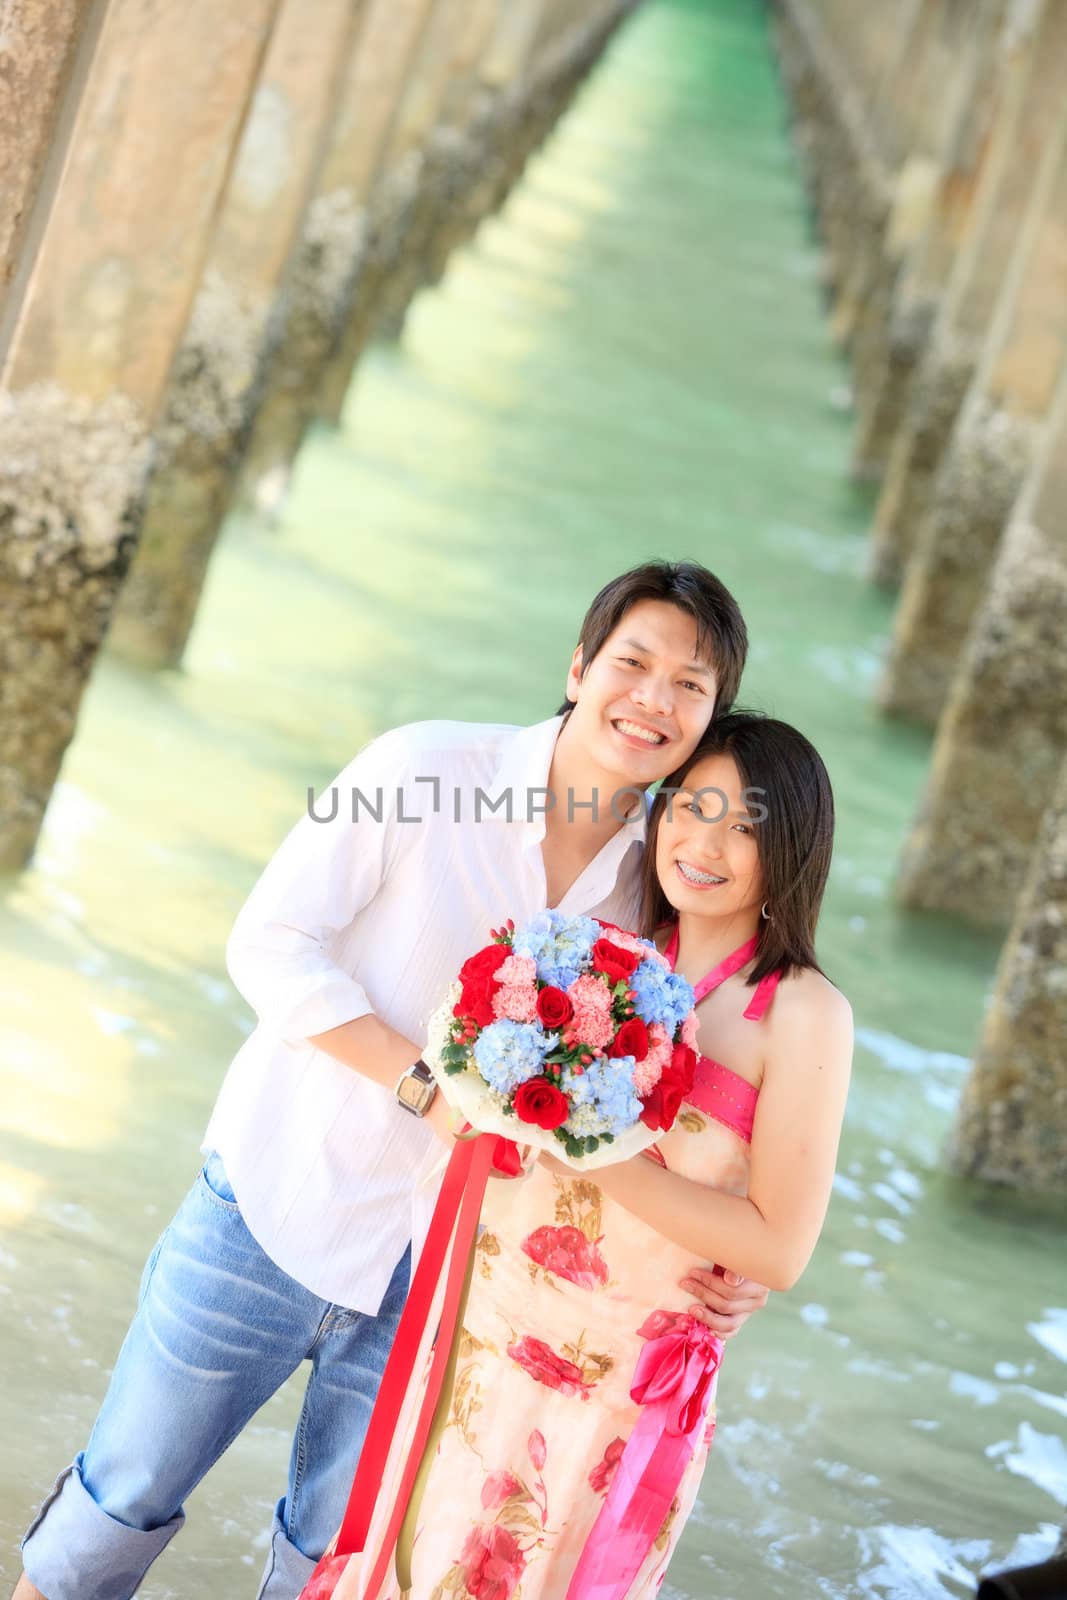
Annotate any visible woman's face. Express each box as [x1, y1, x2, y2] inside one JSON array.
[[654, 752, 765, 923]]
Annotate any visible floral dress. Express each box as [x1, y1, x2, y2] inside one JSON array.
[[322, 938, 778, 1600]]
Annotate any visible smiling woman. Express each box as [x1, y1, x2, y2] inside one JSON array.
[[642, 713, 836, 989]]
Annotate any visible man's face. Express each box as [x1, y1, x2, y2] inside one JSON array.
[[563, 599, 719, 787]]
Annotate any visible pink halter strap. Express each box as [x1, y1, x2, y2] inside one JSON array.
[[662, 925, 781, 1018], [658, 922, 779, 1144]]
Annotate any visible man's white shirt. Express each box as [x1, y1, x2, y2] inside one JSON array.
[[205, 715, 648, 1311]]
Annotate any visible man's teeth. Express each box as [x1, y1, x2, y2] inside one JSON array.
[[616, 718, 665, 745], [678, 862, 726, 886]]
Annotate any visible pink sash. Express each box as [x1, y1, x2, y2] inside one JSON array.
[[565, 1310, 722, 1599]]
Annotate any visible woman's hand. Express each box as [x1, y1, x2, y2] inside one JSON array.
[[678, 1267, 770, 1339]]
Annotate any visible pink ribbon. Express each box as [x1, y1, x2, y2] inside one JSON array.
[[565, 1312, 723, 1600]]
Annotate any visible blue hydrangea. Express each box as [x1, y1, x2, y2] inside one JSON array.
[[629, 960, 694, 1033], [512, 909, 599, 991], [663, 970, 696, 1031], [560, 1056, 642, 1137], [473, 1020, 558, 1096]]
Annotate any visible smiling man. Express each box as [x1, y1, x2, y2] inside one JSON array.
[[16, 559, 769, 1600]]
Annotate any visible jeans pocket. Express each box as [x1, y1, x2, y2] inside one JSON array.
[[199, 1150, 241, 1212]]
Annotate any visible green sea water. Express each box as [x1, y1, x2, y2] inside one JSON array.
[[2, 1, 1065, 1595]]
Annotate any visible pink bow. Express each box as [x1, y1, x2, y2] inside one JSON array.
[[565, 1313, 722, 1600]]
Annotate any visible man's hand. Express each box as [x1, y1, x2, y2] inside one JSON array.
[[679, 1266, 770, 1338]]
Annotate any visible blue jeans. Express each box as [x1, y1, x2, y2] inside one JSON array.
[[21, 1152, 410, 1600]]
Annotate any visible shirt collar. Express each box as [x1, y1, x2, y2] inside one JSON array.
[[489, 716, 649, 852]]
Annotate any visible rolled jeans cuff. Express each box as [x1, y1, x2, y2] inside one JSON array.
[[257, 1499, 319, 1600], [22, 1453, 184, 1600]]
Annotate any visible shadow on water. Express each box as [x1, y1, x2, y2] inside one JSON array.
[[2, 1, 1064, 1595]]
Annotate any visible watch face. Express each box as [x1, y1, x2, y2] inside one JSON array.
[[398, 1071, 435, 1115]]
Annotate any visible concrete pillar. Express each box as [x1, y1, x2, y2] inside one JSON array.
[[359, 0, 513, 343], [828, 0, 967, 353], [878, 101, 1067, 725], [944, 747, 1067, 1189], [0, 0, 97, 318], [403, 0, 634, 320], [316, 0, 629, 429], [105, 0, 369, 671], [896, 361, 1067, 925], [850, 0, 1016, 476], [868, 0, 1066, 585], [235, 0, 473, 513], [843, 0, 988, 469], [815, 1, 916, 111], [773, 0, 892, 325], [0, 0, 280, 869], [312, 0, 536, 429]]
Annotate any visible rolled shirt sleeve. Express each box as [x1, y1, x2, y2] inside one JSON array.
[[225, 730, 408, 1046]]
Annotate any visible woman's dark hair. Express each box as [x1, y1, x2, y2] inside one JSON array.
[[639, 711, 834, 985], [556, 560, 748, 718]]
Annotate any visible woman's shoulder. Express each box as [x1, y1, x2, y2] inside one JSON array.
[[767, 964, 853, 1037]]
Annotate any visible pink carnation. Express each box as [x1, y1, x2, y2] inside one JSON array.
[[498, 954, 537, 986], [594, 922, 649, 957], [492, 953, 539, 1022], [633, 1021, 672, 1096], [565, 975, 615, 1049], [681, 1010, 699, 1051]]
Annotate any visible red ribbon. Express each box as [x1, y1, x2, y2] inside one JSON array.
[[302, 1130, 518, 1600]]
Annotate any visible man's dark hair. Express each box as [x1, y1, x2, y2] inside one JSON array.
[[555, 560, 748, 718], [639, 711, 835, 985]]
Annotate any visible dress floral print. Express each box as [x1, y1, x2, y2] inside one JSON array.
[[314, 940, 776, 1600]]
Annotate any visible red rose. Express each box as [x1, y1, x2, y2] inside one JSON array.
[[639, 1041, 697, 1131], [513, 1076, 569, 1131], [506, 1335, 594, 1399], [536, 985, 574, 1029], [588, 1435, 626, 1494], [521, 1224, 608, 1289], [609, 1017, 649, 1061], [459, 945, 510, 986], [459, 1523, 526, 1600], [590, 938, 641, 984], [670, 1041, 697, 1095], [456, 943, 509, 1029], [455, 986, 496, 1029], [639, 1077, 685, 1133]]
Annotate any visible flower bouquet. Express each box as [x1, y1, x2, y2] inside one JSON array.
[[423, 910, 699, 1169]]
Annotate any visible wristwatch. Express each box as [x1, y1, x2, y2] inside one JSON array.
[[395, 1057, 438, 1118]]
